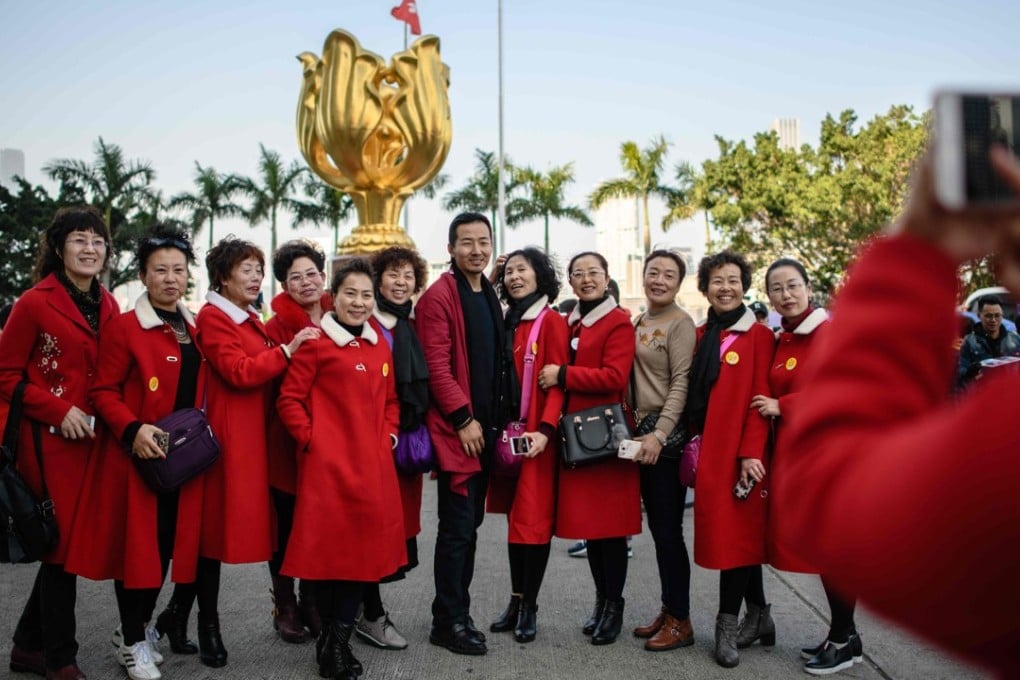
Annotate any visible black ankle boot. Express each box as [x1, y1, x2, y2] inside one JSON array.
[[197, 612, 228, 668], [316, 621, 333, 676], [514, 602, 538, 643], [330, 622, 362, 680], [592, 598, 624, 645], [155, 598, 198, 654], [582, 594, 606, 635], [490, 595, 521, 633]]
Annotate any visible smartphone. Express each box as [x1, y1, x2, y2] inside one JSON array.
[[617, 439, 642, 460], [50, 415, 95, 435], [934, 90, 1020, 209], [154, 430, 170, 456], [733, 477, 756, 501], [510, 436, 531, 456]]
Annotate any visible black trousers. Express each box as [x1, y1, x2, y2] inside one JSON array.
[[431, 468, 489, 628], [268, 487, 296, 577], [13, 562, 78, 669], [640, 457, 692, 619]]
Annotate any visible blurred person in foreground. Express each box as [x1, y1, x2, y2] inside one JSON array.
[[780, 146, 1020, 680]]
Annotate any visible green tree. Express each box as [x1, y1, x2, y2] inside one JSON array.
[[237, 144, 311, 296], [696, 106, 928, 298], [589, 135, 678, 257], [43, 137, 157, 290], [0, 178, 60, 304], [511, 163, 592, 253], [295, 179, 355, 255], [442, 149, 522, 249], [169, 162, 244, 252]]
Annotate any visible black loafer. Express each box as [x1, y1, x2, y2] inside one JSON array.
[[465, 617, 486, 643], [429, 623, 488, 655]]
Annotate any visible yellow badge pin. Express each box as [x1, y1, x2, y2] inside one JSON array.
[[724, 351, 740, 366], [148, 377, 159, 391], [785, 357, 797, 370]]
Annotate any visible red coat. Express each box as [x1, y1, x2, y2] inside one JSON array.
[[693, 309, 773, 570], [415, 272, 482, 494], [763, 308, 828, 573], [264, 291, 332, 495], [195, 292, 288, 564], [487, 299, 568, 544], [555, 298, 641, 540], [0, 273, 118, 564], [65, 295, 207, 587], [277, 315, 405, 581], [782, 234, 1020, 678]]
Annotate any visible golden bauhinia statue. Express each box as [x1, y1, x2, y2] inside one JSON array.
[[297, 29, 451, 254]]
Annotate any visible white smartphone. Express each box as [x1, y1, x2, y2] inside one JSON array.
[[934, 90, 1020, 209], [510, 436, 531, 456], [50, 415, 95, 435], [617, 439, 641, 460]]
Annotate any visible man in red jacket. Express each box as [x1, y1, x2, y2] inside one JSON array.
[[415, 212, 506, 656]]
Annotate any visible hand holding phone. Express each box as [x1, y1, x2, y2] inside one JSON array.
[[733, 477, 756, 501], [617, 439, 641, 460], [510, 436, 532, 456]]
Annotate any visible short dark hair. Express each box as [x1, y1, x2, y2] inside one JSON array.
[[206, 236, 265, 292], [643, 249, 687, 279], [495, 247, 561, 304], [370, 246, 428, 294], [977, 295, 1004, 312], [137, 224, 196, 273], [764, 257, 810, 290], [272, 239, 325, 283], [330, 257, 373, 295], [448, 212, 492, 246], [697, 250, 752, 294], [567, 251, 610, 276], [32, 206, 112, 283]]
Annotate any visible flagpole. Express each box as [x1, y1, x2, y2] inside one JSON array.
[[496, 0, 506, 256], [403, 22, 411, 235]]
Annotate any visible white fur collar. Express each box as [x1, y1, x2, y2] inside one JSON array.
[[205, 291, 258, 325], [568, 296, 617, 327], [321, 313, 378, 347], [373, 308, 397, 330], [522, 296, 550, 321], [133, 293, 196, 330], [793, 307, 828, 335], [727, 307, 756, 332]]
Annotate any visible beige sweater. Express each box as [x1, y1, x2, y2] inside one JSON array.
[[629, 304, 696, 435]]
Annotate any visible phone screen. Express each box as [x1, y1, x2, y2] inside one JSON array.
[[961, 95, 1020, 203], [511, 436, 531, 455]]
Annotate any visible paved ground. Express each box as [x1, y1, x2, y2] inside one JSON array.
[[1, 479, 988, 680]]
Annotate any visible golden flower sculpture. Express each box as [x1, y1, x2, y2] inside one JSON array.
[[297, 29, 452, 254]]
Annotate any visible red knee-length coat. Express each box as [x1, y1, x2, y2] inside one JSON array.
[[0, 273, 118, 564], [277, 315, 405, 581], [65, 294, 207, 588], [487, 298, 568, 544], [764, 308, 828, 573], [195, 292, 289, 564], [555, 298, 641, 540], [693, 308, 773, 570]]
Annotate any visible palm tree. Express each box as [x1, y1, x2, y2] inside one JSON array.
[[295, 178, 355, 254], [169, 162, 244, 252], [511, 163, 592, 252], [588, 135, 678, 256], [442, 149, 521, 250], [43, 137, 156, 288], [237, 144, 311, 296], [661, 161, 707, 242]]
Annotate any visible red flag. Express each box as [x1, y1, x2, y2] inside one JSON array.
[[391, 0, 421, 35]]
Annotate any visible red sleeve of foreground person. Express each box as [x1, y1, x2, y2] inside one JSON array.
[[780, 232, 1020, 676]]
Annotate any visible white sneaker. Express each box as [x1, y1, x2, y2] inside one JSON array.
[[111, 625, 163, 664], [116, 641, 162, 680], [355, 612, 409, 650]]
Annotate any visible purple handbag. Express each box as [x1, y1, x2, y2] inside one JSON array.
[[394, 423, 435, 475], [131, 407, 220, 494], [493, 309, 548, 477]]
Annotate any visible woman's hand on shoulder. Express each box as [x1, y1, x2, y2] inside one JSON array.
[[287, 327, 322, 355], [750, 394, 780, 417]]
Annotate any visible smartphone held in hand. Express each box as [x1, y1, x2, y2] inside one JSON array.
[[617, 439, 641, 460], [509, 435, 531, 456], [733, 477, 756, 501]]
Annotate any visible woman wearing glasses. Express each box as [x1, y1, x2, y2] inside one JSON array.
[[0, 207, 118, 680], [538, 252, 638, 646]]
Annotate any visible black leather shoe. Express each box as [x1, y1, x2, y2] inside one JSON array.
[[429, 623, 488, 655], [197, 613, 228, 668], [592, 598, 624, 645], [582, 595, 607, 635], [465, 617, 486, 643], [490, 596, 521, 633], [514, 602, 537, 643], [805, 634, 863, 676], [154, 600, 198, 654]]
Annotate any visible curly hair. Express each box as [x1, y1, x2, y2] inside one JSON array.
[[32, 206, 112, 283], [206, 236, 265, 293], [696, 250, 751, 294], [272, 239, 326, 283], [370, 246, 428, 294], [137, 224, 196, 273], [495, 247, 561, 304], [330, 256, 373, 295]]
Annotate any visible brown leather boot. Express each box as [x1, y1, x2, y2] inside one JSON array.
[[632, 605, 667, 638], [271, 574, 307, 643], [645, 613, 695, 651]]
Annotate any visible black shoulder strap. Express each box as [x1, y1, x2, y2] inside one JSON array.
[[2, 382, 51, 500]]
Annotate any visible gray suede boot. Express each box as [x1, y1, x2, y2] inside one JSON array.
[[736, 602, 776, 648], [715, 613, 740, 668]]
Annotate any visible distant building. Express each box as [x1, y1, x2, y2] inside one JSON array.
[[1, 148, 26, 189], [770, 118, 801, 151]]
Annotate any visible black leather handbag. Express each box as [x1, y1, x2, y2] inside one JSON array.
[[560, 403, 632, 468], [1, 382, 59, 564], [633, 412, 687, 459]]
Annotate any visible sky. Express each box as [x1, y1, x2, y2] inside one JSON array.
[[3, 0, 1020, 296]]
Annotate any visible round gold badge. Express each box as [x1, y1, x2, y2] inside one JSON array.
[[532, 342, 539, 355], [724, 351, 740, 365], [148, 377, 159, 391], [382, 362, 390, 377], [785, 357, 797, 371]]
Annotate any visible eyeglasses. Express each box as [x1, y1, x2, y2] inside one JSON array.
[[570, 268, 606, 281], [287, 271, 322, 284], [147, 237, 190, 250], [66, 237, 108, 250], [767, 282, 805, 296]]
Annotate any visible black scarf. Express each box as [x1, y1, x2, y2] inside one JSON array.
[[503, 291, 545, 418], [56, 269, 102, 333], [375, 295, 431, 431], [685, 304, 747, 432], [452, 266, 508, 428]]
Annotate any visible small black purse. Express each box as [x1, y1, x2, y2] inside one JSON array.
[[633, 413, 687, 459], [560, 403, 632, 468]]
